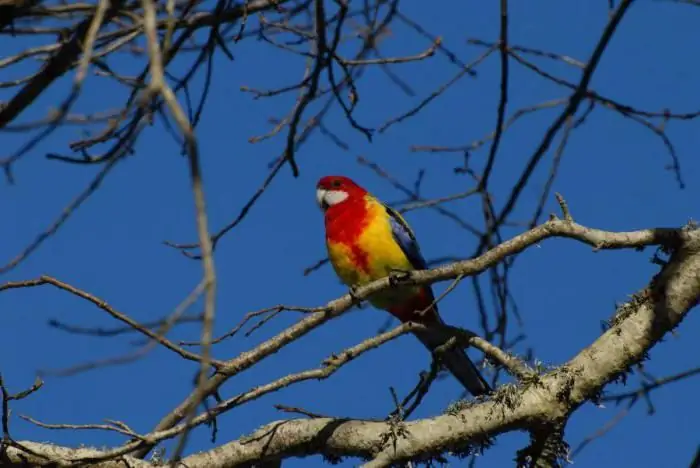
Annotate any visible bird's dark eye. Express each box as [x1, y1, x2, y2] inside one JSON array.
[[331, 179, 342, 188]]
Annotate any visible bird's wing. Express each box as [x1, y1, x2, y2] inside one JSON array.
[[384, 203, 442, 320], [384, 204, 429, 272]]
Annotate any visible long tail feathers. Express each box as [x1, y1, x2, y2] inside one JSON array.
[[415, 329, 491, 397], [386, 289, 491, 396]]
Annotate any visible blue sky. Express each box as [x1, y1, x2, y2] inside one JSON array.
[[1, 1, 699, 466]]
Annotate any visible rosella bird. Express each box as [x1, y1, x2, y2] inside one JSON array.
[[316, 175, 491, 396]]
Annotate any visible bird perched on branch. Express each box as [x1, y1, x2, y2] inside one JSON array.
[[316, 175, 490, 396]]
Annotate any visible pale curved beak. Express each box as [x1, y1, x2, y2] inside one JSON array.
[[316, 188, 329, 210]]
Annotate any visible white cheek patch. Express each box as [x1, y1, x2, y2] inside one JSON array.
[[324, 190, 349, 206]]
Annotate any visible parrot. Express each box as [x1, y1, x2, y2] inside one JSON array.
[[316, 175, 491, 396]]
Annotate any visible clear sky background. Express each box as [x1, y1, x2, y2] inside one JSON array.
[[1, 1, 699, 467]]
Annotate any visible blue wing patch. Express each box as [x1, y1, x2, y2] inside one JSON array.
[[385, 205, 428, 271]]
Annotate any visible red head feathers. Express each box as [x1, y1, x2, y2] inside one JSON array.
[[316, 176, 368, 211]]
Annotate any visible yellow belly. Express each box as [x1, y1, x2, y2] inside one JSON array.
[[327, 202, 420, 309]]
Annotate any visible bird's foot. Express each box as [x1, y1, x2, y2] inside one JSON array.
[[388, 269, 411, 287], [348, 284, 361, 302]]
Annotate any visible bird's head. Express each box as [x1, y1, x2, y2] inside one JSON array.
[[316, 175, 367, 211]]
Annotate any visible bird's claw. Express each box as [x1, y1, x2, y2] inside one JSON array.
[[388, 269, 410, 287], [348, 285, 361, 301]]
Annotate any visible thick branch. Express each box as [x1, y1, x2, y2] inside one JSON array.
[[5, 220, 694, 466], [122, 219, 687, 457]]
